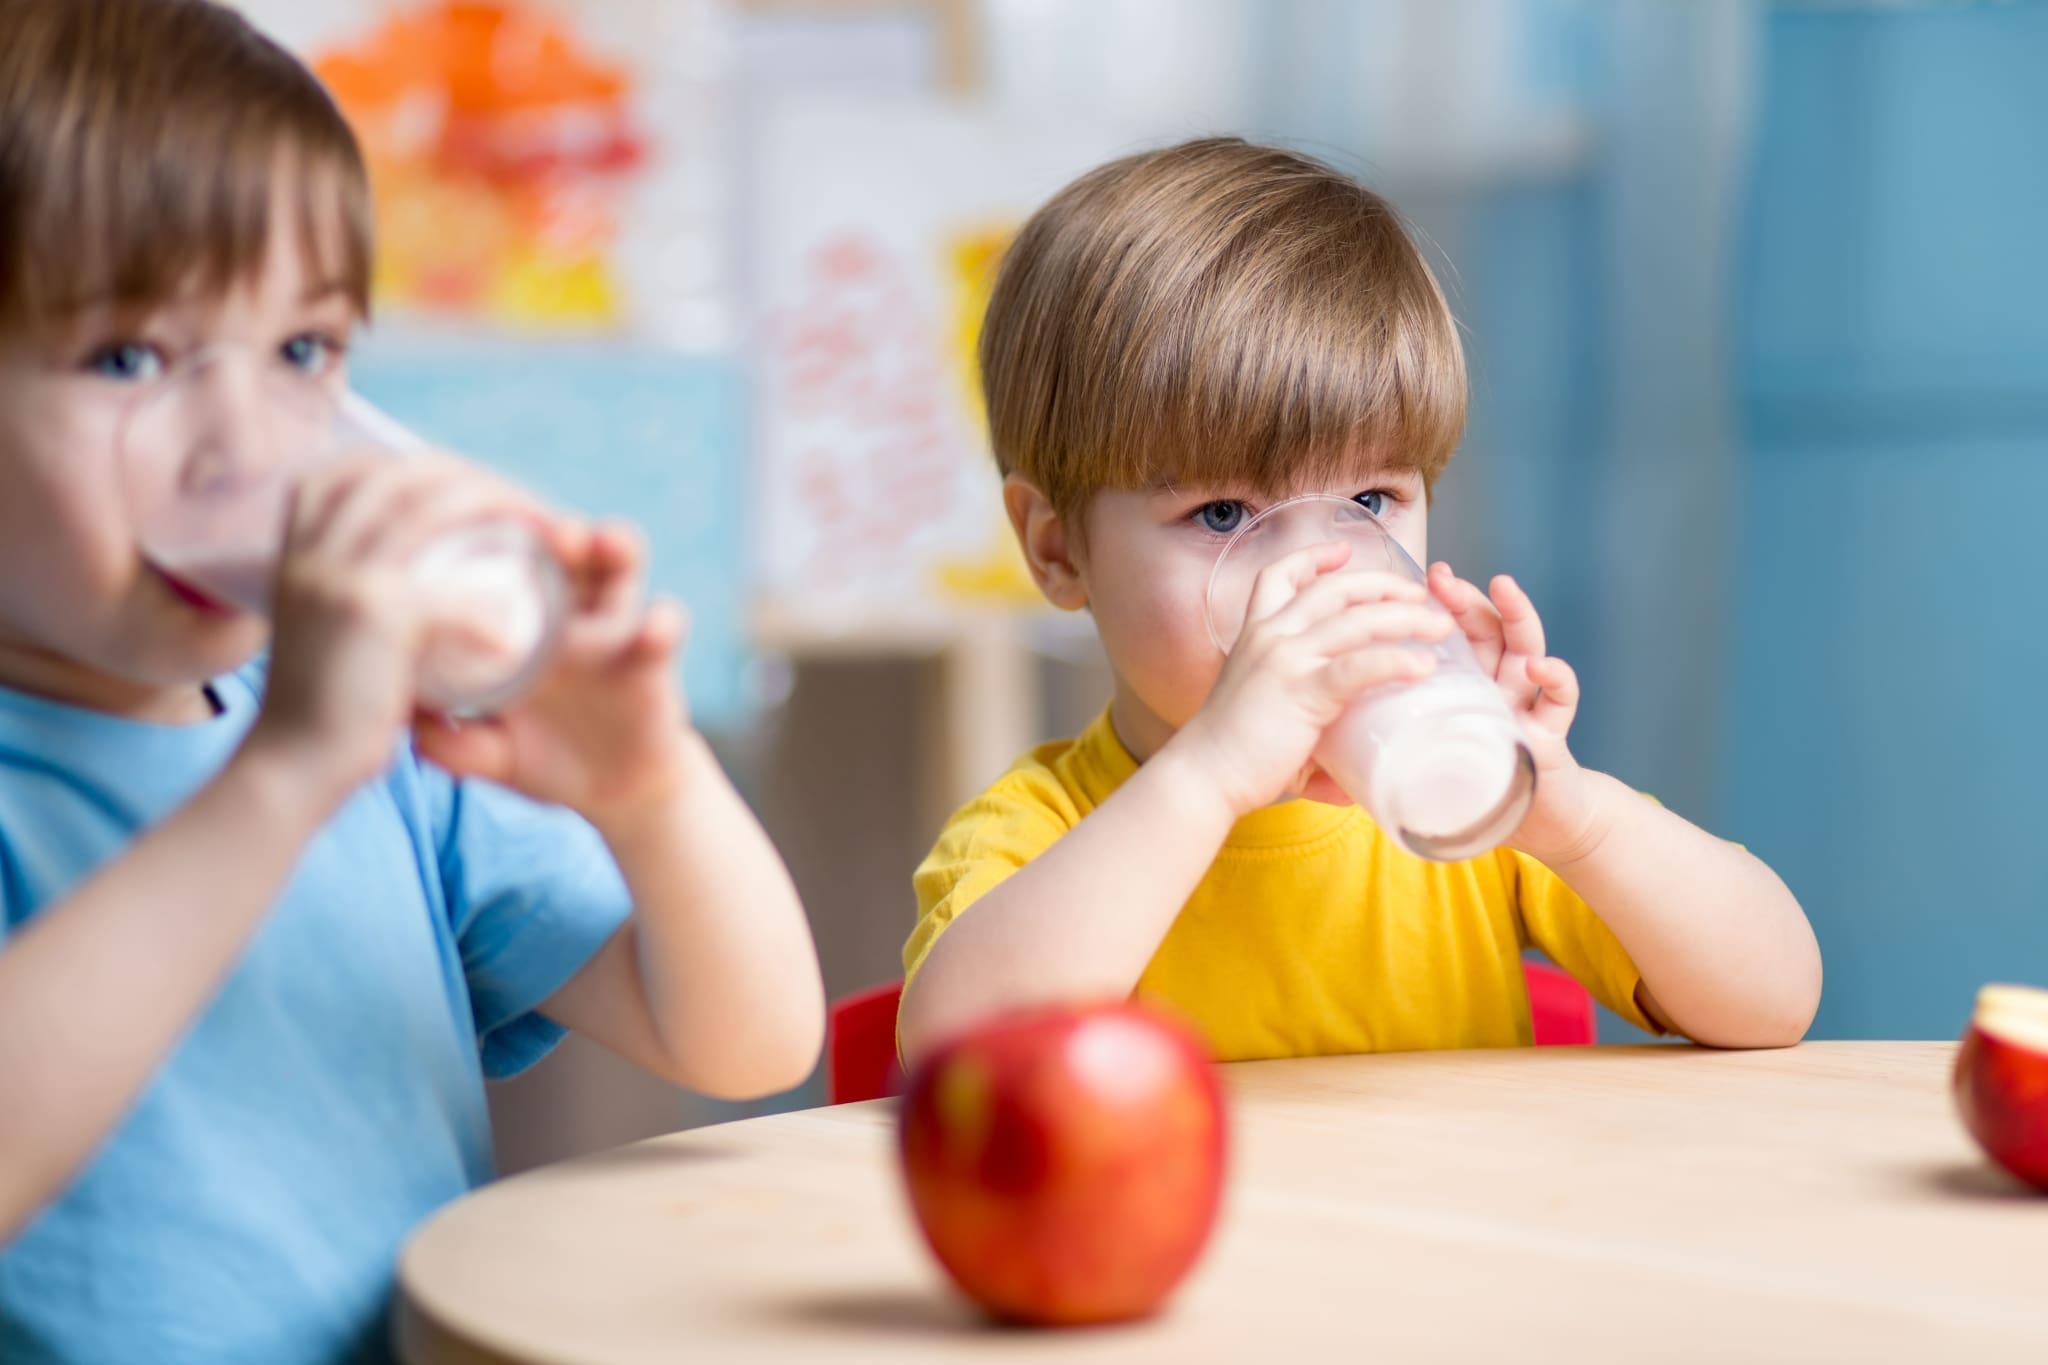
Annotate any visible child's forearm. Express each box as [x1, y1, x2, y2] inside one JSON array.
[[1539, 771, 1821, 1048], [897, 741, 1236, 1063], [560, 735, 825, 1100], [0, 746, 334, 1244]]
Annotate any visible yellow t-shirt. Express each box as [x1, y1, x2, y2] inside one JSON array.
[[906, 710, 1656, 1061]]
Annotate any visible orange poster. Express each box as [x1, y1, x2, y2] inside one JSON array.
[[313, 2, 650, 329]]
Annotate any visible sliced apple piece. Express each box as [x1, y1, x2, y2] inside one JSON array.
[[1953, 983, 2048, 1191]]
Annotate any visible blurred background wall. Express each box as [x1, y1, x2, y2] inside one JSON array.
[[230, 0, 2048, 1170]]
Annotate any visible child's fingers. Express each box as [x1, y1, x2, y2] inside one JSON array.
[[290, 452, 540, 570], [1526, 656, 1580, 737], [1489, 574, 1547, 665], [1266, 567, 1427, 636], [596, 595, 688, 672], [1295, 600, 1451, 658], [288, 454, 392, 550], [1485, 575, 1546, 708], [1430, 562, 1505, 669], [323, 456, 457, 555], [584, 521, 648, 615], [412, 713, 517, 784], [1244, 541, 1353, 625], [628, 597, 689, 665], [539, 515, 595, 579], [555, 522, 649, 658], [1319, 642, 1437, 700], [352, 470, 542, 567]]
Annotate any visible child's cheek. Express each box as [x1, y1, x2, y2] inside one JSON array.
[[1106, 574, 1220, 729], [53, 458, 136, 601], [1387, 506, 1428, 572]]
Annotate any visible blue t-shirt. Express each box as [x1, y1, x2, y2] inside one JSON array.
[[0, 665, 632, 1363]]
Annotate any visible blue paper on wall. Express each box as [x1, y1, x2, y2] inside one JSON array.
[[350, 341, 751, 731]]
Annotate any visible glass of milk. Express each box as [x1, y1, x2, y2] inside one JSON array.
[[119, 346, 566, 715], [1203, 494, 1535, 861]]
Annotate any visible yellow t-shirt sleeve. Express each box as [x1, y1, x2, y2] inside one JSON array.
[[904, 775, 1076, 986], [1507, 850, 1663, 1036]]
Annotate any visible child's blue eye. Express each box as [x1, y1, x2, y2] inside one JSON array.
[[280, 333, 343, 376], [85, 342, 165, 383], [1195, 501, 1247, 534], [1355, 490, 1389, 517]]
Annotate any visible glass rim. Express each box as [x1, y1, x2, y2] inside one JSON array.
[[1202, 492, 1405, 656]]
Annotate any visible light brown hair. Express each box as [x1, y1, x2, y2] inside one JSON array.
[[980, 137, 1466, 519], [0, 0, 371, 329]]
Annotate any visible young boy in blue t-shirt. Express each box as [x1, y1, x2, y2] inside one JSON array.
[[0, 2, 824, 1360]]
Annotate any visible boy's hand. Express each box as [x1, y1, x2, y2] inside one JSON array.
[[1427, 563, 1609, 864], [246, 454, 542, 803], [1172, 542, 1451, 818], [413, 520, 696, 834]]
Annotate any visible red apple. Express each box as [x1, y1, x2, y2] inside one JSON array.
[[1953, 982, 2048, 1190], [897, 1001, 1227, 1325]]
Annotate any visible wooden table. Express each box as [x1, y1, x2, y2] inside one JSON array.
[[397, 1043, 2048, 1363]]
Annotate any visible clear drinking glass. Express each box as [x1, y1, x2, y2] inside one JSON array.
[[119, 346, 566, 715], [1204, 495, 1535, 860]]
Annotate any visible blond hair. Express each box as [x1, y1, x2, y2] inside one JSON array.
[[980, 137, 1466, 518], [0, 0, 371, 329]]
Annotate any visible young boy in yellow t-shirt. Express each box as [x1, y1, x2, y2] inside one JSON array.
[[898, 138, 1821, 1063]]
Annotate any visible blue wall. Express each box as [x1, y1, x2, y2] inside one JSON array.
[[1729, 2, 2048, 1038], [351, 343, 752, 731]]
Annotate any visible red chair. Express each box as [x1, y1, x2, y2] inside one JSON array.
[[828, 980, 914, 1108], [827, 960, 1597, 1105], [1523, 958, 1597, 1049]]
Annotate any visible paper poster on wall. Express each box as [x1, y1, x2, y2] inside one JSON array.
[[313, 3, 646, 329], [750, 98, 1155, 642], [234, 0, 727, 348]]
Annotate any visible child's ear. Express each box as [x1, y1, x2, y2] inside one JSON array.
[[1003, 475, 1088, 611]]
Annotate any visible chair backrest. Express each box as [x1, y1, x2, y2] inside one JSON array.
[[826, 979, 911, 1107], [827, 960, 1598, 1105], [1521, 958, 1597, 1048]]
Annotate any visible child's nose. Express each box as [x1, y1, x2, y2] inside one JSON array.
[[178, 352, 278, 493]]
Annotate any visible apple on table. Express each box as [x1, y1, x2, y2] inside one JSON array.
[[897, 1001, 1229, 1326]]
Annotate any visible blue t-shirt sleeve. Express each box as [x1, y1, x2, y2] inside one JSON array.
[[425, 769, 632, 1078]]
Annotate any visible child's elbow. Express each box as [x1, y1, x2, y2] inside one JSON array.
[[1764, 974, 1824, 1049], [1731, 1006, 1815, 1051], [683, 1038, 820, 1102], [1694, 977, 1822, 1051], [668, 1005, 825, 1101], [695, 1063, 811, 1103], [1757, 943, 1826, 1047]]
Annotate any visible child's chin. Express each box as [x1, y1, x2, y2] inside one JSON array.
[[136, 619, 268, 686], [1298, 769, 1355, 807]]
